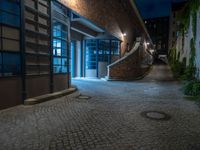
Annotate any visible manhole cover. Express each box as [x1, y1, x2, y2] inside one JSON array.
[[76, 94, 91, 100], [141, 111, 171, 121]]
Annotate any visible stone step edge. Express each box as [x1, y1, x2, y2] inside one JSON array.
[[24, 87, 77, 105]]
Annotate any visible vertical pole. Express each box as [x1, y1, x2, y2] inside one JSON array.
[[50, 1, 54, 93], [96, 40, 99, 78], [109, 40, 112, 64], [120, 41, 122, 58], [80, 40, 83, 77], [67, 9, 71, 88], [84, 40, 86, 77], [20, 0, 27, 102]]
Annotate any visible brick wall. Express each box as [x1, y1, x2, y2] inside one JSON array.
[[58, 0, 148, 55], [107, 43, 152, 80]]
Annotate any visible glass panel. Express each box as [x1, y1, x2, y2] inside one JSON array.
[[111, 40, 120, 55], [3, 39, 20, 51], [0, 0, 20, 15], [61, 41, 67, 56], [3, 53, 21, 76], [62, 66, 67, 73], [62, 58, 67, 66], [53, 66, 62, 73], [0, 0, 20, 27], [61, 30, 67, 40], [0, 11, 20, 27], [52, 1, 69, 74], [98, 40, 110, 62], [53, 57, 61, 65], [85, 40, 97, 69], [53, 39, 61, 48], [53, 23, 62, 38], [2, 26, 19, 40]]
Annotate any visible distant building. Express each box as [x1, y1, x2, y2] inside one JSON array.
[[144, 17, 169, 55], [169, 2, 187, 51]]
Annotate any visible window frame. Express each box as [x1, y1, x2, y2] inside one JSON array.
[[52, 1, 70, 74]]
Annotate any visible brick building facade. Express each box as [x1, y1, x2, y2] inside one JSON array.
[[0, 0, 152, 109]]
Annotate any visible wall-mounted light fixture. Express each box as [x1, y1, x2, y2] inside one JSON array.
[[122, 33, 127, 37]]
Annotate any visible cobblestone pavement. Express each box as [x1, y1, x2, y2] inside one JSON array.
[[1, 64, 200, 150]]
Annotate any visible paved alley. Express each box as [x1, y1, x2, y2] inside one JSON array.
[[0, 64, 200, 150]]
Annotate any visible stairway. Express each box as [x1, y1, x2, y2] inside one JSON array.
[[106, 38, 153, 81]]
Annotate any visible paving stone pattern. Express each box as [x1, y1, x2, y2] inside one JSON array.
[[0, 64, 200, 150]]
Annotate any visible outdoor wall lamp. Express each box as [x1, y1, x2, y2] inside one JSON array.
[[122, 33, 127, 37]]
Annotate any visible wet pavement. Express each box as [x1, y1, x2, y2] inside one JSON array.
[[0, 64, 200, 150]]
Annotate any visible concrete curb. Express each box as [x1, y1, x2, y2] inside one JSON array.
[[24, 87, 77, 105]]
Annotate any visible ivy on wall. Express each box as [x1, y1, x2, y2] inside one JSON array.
[[178, 0, 200, 34], [173, 0, 200, 80], [175, 0, 200, 97]]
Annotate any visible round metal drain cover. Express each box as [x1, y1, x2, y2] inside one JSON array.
[[76, 94, 91, 100], [141, 111, 171, 121]]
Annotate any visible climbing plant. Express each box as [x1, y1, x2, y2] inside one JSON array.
[[181, 38, 196, 80], [192, 11, 197, 39], [179, 0, 200, 96], [189, 38, 196, 68], [176, 0, 200, 80]]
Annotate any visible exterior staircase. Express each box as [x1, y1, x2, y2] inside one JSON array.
[[106, 38, 153, 81]]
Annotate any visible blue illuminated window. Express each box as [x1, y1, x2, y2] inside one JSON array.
[[52, 1, 69, 74], [111, 40, 120, 55], [85, 40, 97, 69], [0, 24, 21, 77], [3, 53, 21, 76], [98, 40, 110, 62], [85, 39, 120, 69], [0, 0, 20, 27], [0, 52, 21, 76]]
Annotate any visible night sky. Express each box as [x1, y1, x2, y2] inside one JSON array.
[[135, 0, 186, 19]]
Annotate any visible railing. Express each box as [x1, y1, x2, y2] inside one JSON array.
[[106, 38, 152, 80]]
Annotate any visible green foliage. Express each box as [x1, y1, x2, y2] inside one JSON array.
[[181, 39, 196, 81], [178, 0, 200, 33], [189, 38, 196, 67], [169, 48, 186, 78], [183, 81, 200, 96], [171, 60, 185, 78], [192, 12, 197, 39], [176, 0, 200, 97], [168, 48, 177, 64], [181, 66, 196, 81]]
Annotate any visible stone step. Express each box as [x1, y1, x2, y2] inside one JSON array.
[[24, 87, 77, 105]]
